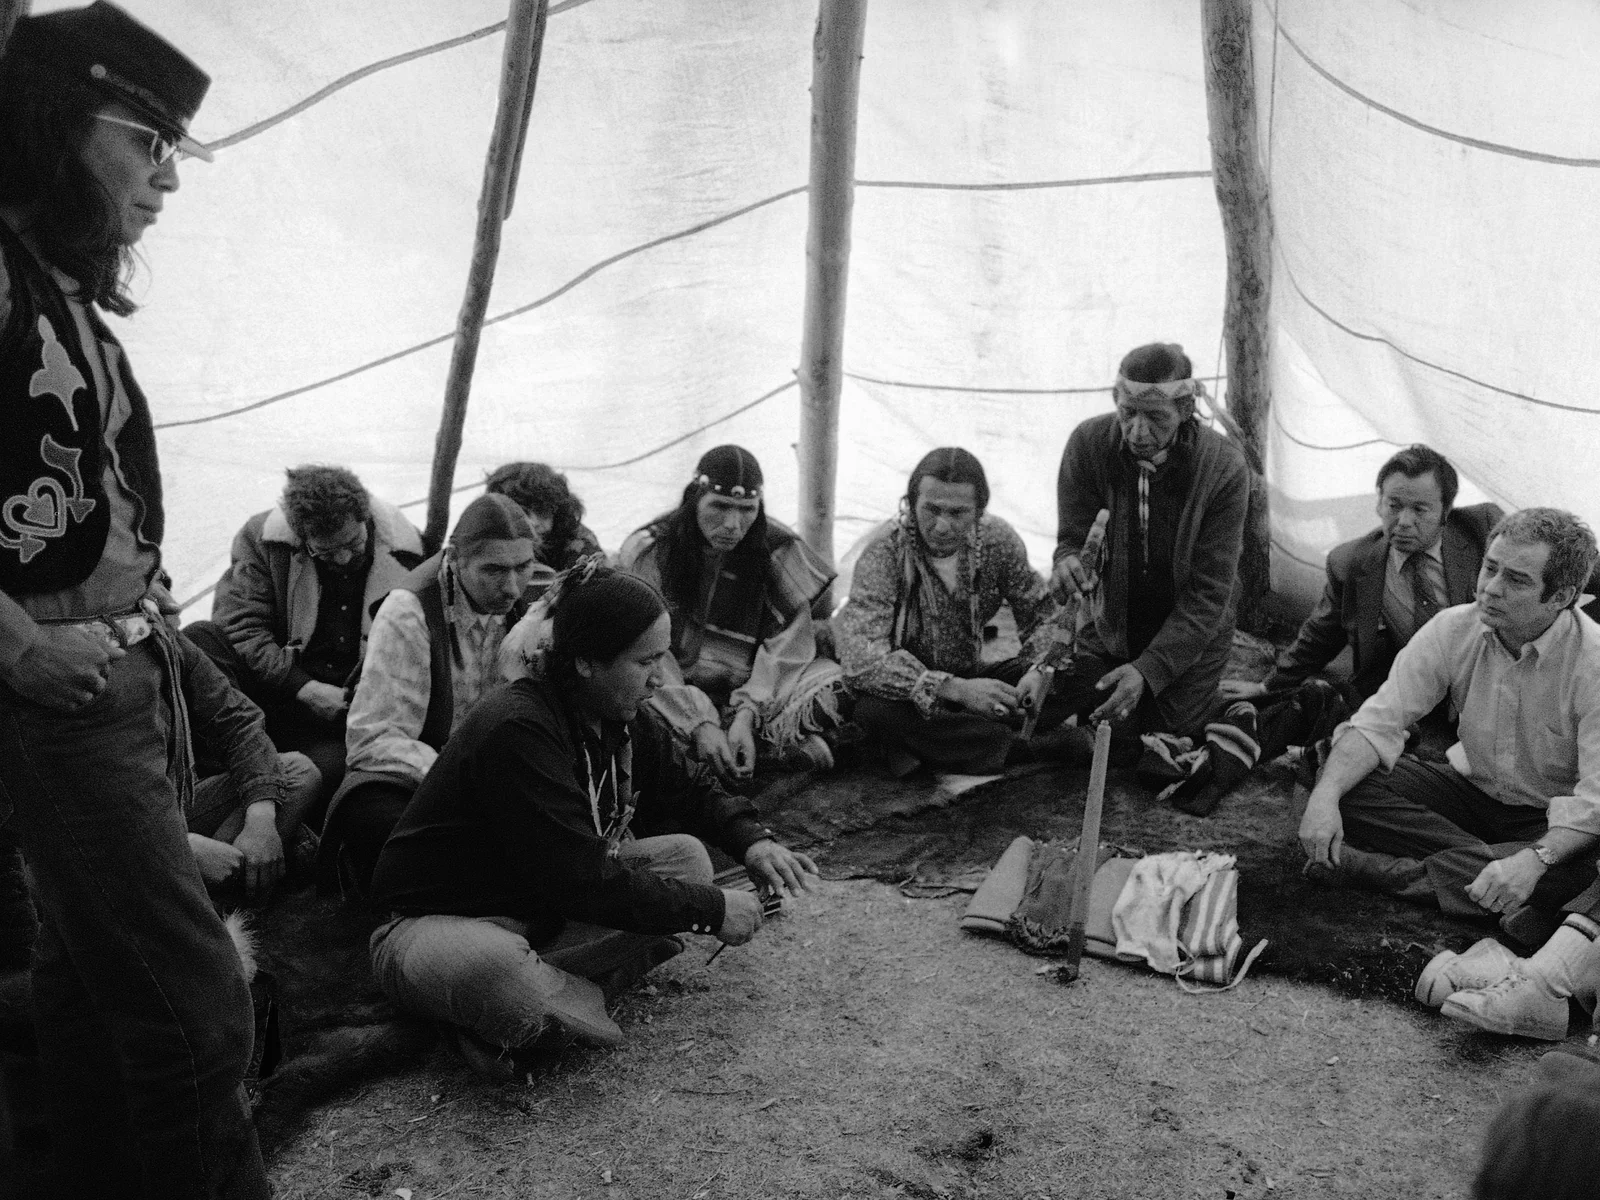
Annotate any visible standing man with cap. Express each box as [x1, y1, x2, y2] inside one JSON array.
[[0, 6, 269, 1198]]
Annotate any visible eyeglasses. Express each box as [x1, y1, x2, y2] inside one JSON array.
[[305, 529, 369, 563], [92, 114, 190, 167]]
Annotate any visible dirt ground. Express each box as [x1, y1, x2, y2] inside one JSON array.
[[266, 879, 1559, 1200]]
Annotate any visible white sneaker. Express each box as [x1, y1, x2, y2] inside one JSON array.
[[1441, 973, 1570, 1041], [1414, 938, 1521, 1008]]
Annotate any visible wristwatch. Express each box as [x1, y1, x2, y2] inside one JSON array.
[[1531, 844, 1559, 867]]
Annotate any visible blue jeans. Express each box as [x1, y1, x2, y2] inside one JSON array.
[[370, 834, 713, 1050], [0, 638, 269, 1200]]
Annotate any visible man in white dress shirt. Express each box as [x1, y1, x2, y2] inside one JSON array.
[[1299, 508, 1600, 939]]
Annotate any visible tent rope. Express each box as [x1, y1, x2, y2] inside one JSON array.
[[204, 0, 599, 153], [1270, 407, 1390, 454], [1282, 257, 1600, 416], [845, 371, 1225, 397], [858, 170, 1210, 191], [1267, 2, 1600, 168], [154, 169, 1214, 431]]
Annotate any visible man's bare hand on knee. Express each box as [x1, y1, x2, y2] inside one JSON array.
[[1298, 792, 1345, 868], [939, 676, 1020, 722], [744, 839, 818, 898], [1467, 850, 1544, 914]]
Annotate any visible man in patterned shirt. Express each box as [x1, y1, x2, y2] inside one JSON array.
[[317, 494, 541, 892], [836, 447, 1067, 776]]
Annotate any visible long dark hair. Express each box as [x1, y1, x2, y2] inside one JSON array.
[[544, 565, 666, 690], [904, 447, 990, 517], [0, 55, 138, 316], [647, 479, 774, 625]]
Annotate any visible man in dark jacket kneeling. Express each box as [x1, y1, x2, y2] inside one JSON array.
[[369, 565, 815, 1077]]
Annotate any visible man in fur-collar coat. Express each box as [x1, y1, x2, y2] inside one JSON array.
[[196, 465, 424, 804]]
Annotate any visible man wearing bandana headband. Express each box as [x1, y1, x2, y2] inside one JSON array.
[[619, 445, 845, 780], [1050, 343, 1251, 795]]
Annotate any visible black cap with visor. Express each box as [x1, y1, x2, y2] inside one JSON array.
[[8, 1, 213, 162]]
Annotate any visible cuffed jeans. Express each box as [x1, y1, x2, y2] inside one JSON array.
[[370, 834, 713, 1051], [0, 639, 268, 1199]]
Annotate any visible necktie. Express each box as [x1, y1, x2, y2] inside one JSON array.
[[1404, 551, 1441, 632], [1135, 449, 1168, 567]]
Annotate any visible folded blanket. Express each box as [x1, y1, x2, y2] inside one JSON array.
[[962, 839, 1264, 988]]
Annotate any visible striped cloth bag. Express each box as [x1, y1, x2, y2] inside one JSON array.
[[1110, 851, 1267, 992]]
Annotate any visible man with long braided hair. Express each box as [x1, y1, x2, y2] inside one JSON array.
[[837, 447, 1069, 777], [371, 564, 815, 1077]]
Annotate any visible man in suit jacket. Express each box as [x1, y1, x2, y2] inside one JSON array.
[[1223, 445, 1497, 772], [1264, 445, 1498, 703]]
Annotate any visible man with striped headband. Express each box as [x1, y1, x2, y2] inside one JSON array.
[[1050, 343, 1252, 808]]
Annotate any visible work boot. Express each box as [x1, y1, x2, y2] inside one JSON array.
[[1414, 938, 1520, 1008], [1330, 845, 1434, 900], [1441, 973, 1571, 1041]]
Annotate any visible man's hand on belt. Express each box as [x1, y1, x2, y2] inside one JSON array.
[[3, 624, 125, 712]]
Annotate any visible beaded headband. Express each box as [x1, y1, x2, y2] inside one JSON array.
[[695, 474, 762, 499], [1114, 375, 1206, 406]]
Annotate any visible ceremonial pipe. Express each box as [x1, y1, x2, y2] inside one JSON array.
[[1020, 507, 1109, 740], [1058, 720, 1113, 983]]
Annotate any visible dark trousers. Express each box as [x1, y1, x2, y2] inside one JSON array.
[[1341, 756, 1600, 916], [1564, 879, 1600, 922], [185, 619, 346, 822], [0, 825, 35, 969], [853, 657, 1074, 775], [0, 640, 269, 1199], [331, 780, 416, 896], [1050, 634, 1232, 766]]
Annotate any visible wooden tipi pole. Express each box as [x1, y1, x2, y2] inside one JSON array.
[[796, 0, 869, 567], [424, 0, 549, 553], [0, 1, 31, 52], [1202, 0, 1273, 624]]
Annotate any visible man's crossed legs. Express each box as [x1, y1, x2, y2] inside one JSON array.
[[1332, 756, 1600, 921], [370, 834, 708, 1074]]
